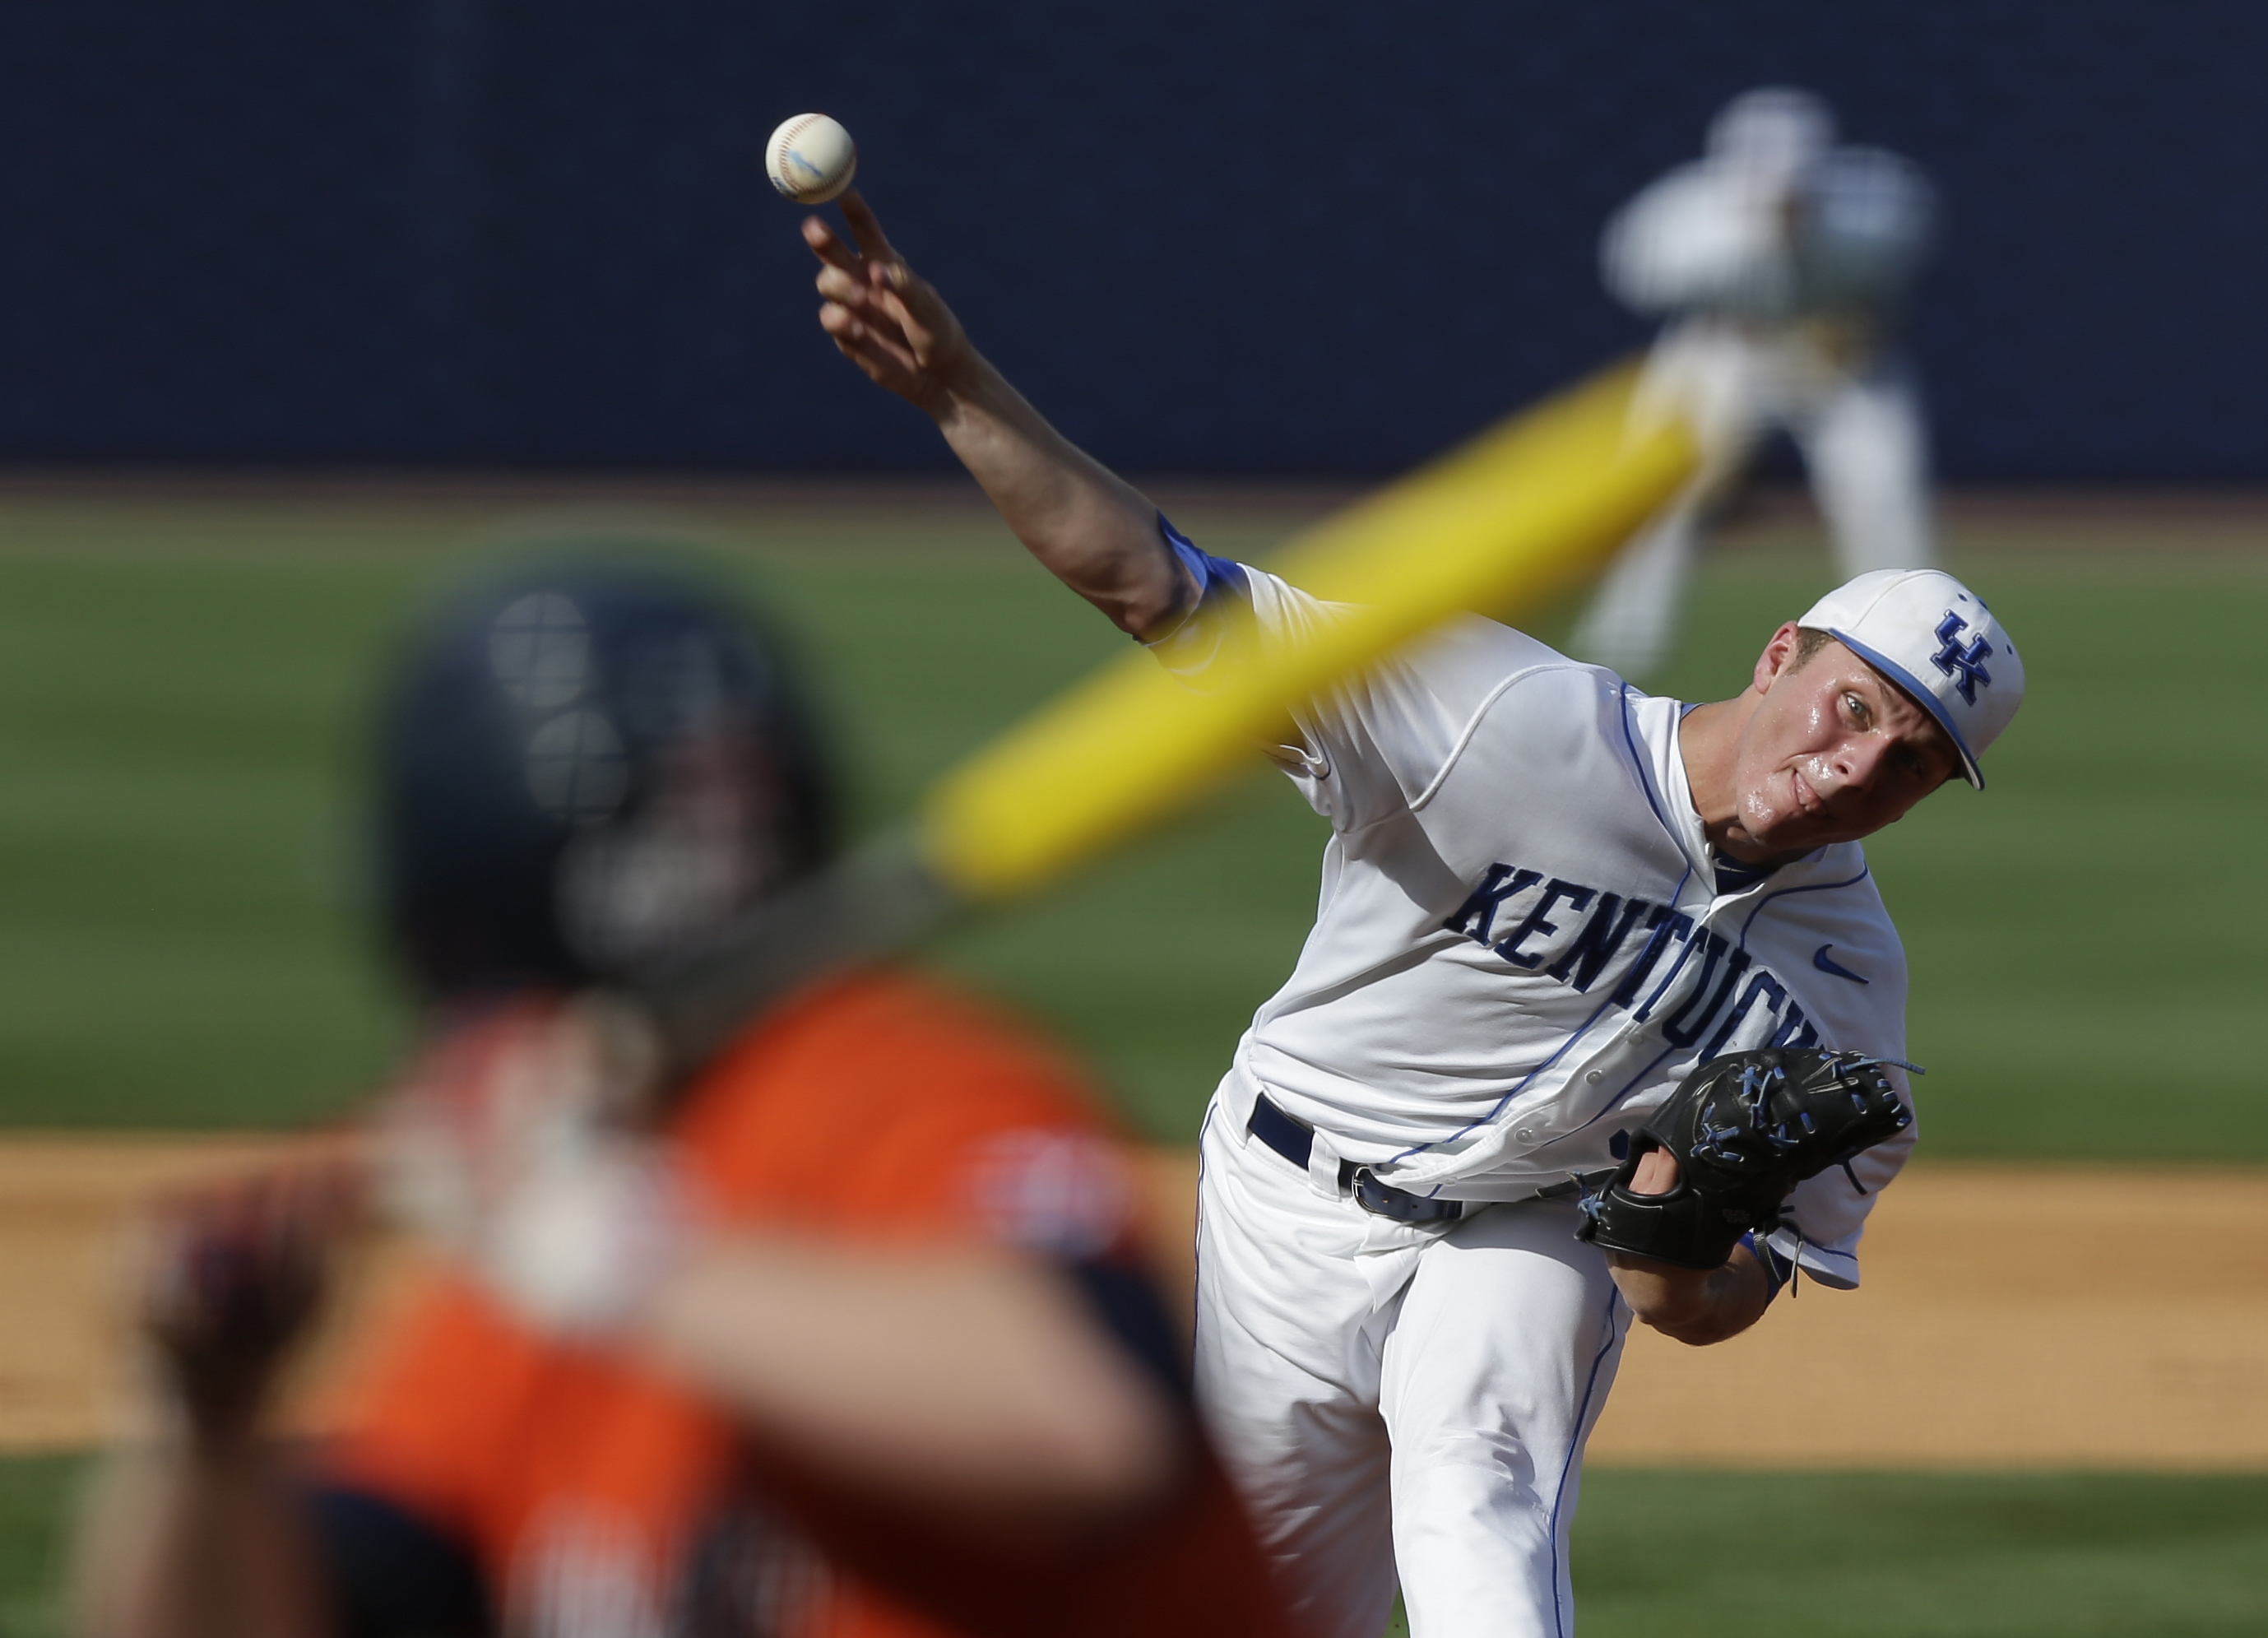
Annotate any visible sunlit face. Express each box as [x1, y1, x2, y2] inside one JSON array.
[[1724, 624, 1960, 857]]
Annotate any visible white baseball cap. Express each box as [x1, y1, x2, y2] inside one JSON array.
[[1797, 568, 2024, 789]]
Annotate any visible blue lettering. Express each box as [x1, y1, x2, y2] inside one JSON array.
[[1495, 879, 1595, 969], [1769, 1003, 1820, 1051], [1443, 863, 1542, 945], [1546, 893, 1650, 992], [1700, 969, 1788, 1059], [1439, 870, 1817, 1060], [1660, 936, 1751, 1047], [1609, 906, 1695, 1011]]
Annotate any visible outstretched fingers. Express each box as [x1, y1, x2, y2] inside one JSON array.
[[837, 191, 902, 270], [877, 260, 955, 352], [819, 295, 921, 386], [800, 211, 863, 275], [805, 217, 903, 358], [835, 194, 942, 332], [803, 197, 907, 301], [814, 259, 883, 316], [799, 191, 965, 400], [805, 211, 899, 319]]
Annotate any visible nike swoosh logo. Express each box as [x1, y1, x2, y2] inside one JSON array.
[[1813, 944, 1869, 984]]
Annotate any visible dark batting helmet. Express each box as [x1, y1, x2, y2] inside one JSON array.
[[373, 554, 837, 1001]]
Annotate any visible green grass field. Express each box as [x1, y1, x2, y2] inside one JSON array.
[[0, 485, 2260, 1634], [4, 1458, 2263, 1638], [1567, 1471, 2268, 1637], [0, 486, 2257, 1156]]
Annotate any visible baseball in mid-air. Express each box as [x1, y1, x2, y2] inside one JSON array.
[[766, 113, 857, 204]]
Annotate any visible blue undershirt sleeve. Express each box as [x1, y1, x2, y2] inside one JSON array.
[[1140, 513, 1249, 646]]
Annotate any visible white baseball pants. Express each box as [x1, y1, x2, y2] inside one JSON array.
[[1193, 1100, 1630, 1638]]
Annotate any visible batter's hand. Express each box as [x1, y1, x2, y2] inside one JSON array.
[[805, 193, 972, 410], [140, 1155, 362, 1445], [379, 996, 692, 1339]]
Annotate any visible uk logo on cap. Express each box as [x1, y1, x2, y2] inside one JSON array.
[[1929, 611, 1992, 705], [1797, 569, 2025, 789]]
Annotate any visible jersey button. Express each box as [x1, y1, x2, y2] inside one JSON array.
[[1585, 1070, 1604, 1083], [1516, 1126, 1535, 1142]]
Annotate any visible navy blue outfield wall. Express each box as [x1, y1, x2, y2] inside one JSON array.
[[0, 2, 2261, 482]]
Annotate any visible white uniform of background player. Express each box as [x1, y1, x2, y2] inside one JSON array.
[[1573, 88, 1940, 679]]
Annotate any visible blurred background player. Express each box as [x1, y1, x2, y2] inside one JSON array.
[[1572, 86, 1939, 679], [72, 557, 1292, 1638]]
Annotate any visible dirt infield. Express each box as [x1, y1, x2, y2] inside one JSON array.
[[1589, 1163, 2268, 1469], [3, 1137, 2264, 1469]]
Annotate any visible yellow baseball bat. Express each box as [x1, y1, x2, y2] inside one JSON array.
[[640, 358, 1695, 1071], [919, 359, 1696, 899]]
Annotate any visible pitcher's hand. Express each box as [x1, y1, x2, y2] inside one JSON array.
[[805, 192, 973, 411]]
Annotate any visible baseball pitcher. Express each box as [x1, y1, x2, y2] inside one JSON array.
[[803, 192, 2023, 1638]]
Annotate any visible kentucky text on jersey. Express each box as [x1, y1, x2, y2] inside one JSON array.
[[1442, 861, 1822, 1060], [1185, 553, 1913, 1278]]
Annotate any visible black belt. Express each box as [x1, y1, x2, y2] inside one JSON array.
[[1247, 1094, 1463, 1224]]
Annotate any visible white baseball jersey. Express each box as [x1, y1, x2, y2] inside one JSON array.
[[1180, 558, 1917, 1288], [1602, 146, 1934, 324]]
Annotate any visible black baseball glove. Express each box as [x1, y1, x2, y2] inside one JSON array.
[[1574, 1048, 1912, 1271]]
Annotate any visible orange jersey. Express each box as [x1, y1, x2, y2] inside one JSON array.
[[325, 970, 1291, 1638]]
